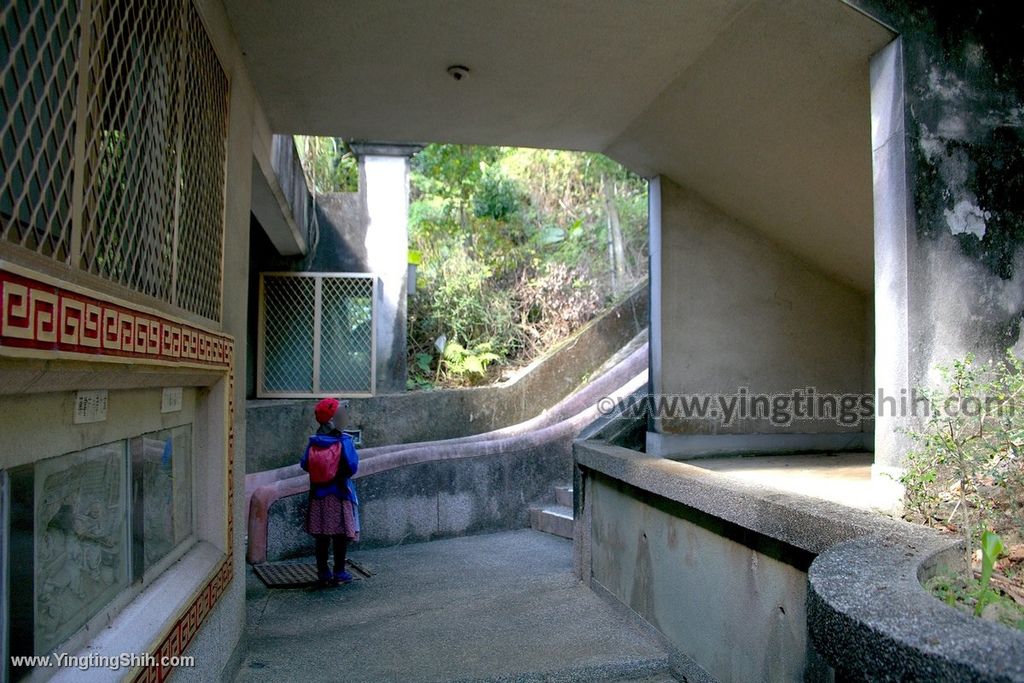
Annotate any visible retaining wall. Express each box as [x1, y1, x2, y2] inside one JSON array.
[[574, 442, 1024, 682]]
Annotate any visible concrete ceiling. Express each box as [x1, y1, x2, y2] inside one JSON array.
[[224, 0, 893, 290]]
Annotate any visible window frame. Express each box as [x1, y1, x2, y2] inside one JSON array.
[[257, 271, 378, 398]]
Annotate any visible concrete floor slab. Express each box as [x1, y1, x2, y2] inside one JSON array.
[[238, 530, 671, 682], [689, 451, 898, 511]]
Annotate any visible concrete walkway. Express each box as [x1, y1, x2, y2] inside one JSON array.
[[238, 530, 675, 682]]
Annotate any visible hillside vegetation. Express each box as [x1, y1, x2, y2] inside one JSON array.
[[295, 138, 649, 389], [407, 144, 647, 388]]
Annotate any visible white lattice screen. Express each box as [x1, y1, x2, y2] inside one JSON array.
[[258, 273, 377, 398], [1, 0, 228, 321]]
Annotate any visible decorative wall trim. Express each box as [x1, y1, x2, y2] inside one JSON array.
[[0, 261, 236, 681], [0, 263, 231, 369], [129, 555, 234, 683]]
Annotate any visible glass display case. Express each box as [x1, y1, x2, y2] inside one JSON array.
[[131, 426, 193, 573], [33, 443, 128, 655], [6, 422, 194, 659]]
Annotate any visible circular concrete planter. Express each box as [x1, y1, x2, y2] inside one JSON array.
[[808, 533, 1024, 681]]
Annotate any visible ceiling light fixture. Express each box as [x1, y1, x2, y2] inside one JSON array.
[[447, 65, 470, 81]]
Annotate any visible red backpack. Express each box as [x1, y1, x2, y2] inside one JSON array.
[[307, 441, 342, 484]]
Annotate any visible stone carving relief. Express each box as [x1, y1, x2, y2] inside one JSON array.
[[34, 443, 127, 654]]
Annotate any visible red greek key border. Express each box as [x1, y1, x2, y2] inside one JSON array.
[[0, 266, 231, 368], [129, 553, 235, 683]]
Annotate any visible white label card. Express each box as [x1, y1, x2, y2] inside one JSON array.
[[74, 390, 109, 424], [161, 387, 183, 413]]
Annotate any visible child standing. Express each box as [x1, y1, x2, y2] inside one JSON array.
[[300, 397, 360, 586]]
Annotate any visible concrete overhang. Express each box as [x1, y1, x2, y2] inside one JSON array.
[[251, 156, 306, 257], [224, 0, 894, 290], [251, 106, 309, 257]]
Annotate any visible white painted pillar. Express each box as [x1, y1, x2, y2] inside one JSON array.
[[869, 38, 914, 479], [647, 176, 663, 403], [351, 143, 421, 393]]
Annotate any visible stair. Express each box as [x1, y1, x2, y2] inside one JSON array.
[[530, 484, 574, 539], [554, 484, 573, 507]]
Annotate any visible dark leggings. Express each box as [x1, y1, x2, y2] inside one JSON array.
[[314, 534, 348, 574]]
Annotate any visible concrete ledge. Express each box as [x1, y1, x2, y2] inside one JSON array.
[[646, 431, 870, 459], [349, 142, 425, 158], [808, 537, 1024, 682], [576, 442, 908, 557], [575, 443, 1024, 681], [51, 543, 224, 682], [251, 134, 309, 256]]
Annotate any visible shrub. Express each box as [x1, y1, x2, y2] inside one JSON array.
[[901, 351, 1024, 563]]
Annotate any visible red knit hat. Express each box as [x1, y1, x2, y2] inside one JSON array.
[[314, 397, 340, 425]]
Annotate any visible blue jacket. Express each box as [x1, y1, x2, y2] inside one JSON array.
[[300, 432, 359, 506]]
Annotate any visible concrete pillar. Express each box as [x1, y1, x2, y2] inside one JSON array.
[[647, 176, 663, 407], [350, 142, 422, 394], [856, 4, 1024, 491], [869, 38, 914, 479]]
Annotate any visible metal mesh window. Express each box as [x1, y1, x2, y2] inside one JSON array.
[[258, 273, 377, 397], [0, 0, 80, 261], [0, 0, 228, 322], [175, 5, 227, 320], [79, 0, 181, 299]]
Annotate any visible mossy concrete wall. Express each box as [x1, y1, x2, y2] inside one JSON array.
[[587, 474, 827, 682], [852, 1, 1024, 471]]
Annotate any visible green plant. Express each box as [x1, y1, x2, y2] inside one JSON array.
[[925, 565, 1024, 630], [294, 136, 358, 193], [405, 143, 649, 390], [406, 352, 435, 391], [975, 530, 1005, 616], [439, 339, 500, 383], [901, 351, 1024, 564], [472, 167, 521, 221]]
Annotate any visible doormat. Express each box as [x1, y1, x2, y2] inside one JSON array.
[[253, 559, 373, 588]]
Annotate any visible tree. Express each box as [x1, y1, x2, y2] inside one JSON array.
[[294, 136, 358, 194]]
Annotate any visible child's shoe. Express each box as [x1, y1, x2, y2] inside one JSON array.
[[317, 570, 335, 587], [333, 569, 354, 584]]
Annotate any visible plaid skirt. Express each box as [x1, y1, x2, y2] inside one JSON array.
[[305, 494, 359, 541]]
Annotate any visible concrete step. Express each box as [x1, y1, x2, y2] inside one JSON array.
[[554, 485, 573, 508], [529, 504, 574, 539]]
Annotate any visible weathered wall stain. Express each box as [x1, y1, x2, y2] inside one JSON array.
[[853, 1, 1024, 367], [629, 529, 656, 626]]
